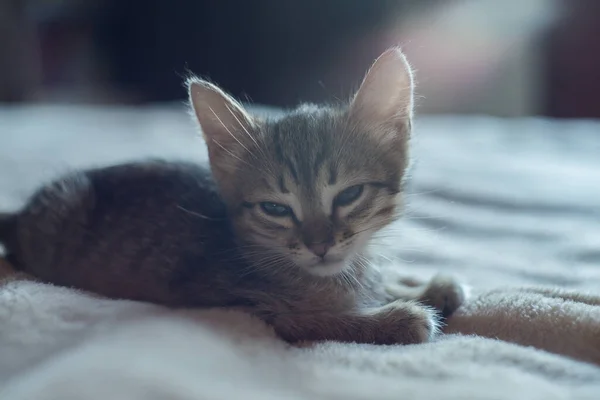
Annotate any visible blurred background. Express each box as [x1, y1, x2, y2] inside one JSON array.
[[1, 0, 599, 118]]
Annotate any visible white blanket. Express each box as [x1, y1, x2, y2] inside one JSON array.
[[1, 106, 599, 399]]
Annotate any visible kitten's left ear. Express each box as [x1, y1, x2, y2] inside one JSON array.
[[349, 48, 414, 136]]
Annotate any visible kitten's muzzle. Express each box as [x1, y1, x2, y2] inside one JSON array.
[[301, 219, 334, 259], [307, 242, 332, 258]]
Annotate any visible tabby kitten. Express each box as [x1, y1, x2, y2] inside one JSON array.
[[0, 49, 465, 344]]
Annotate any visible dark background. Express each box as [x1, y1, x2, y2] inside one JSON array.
[[1, 0, 599, 118]]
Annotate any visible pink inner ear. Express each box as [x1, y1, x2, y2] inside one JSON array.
[[350, 48, 414, 124]]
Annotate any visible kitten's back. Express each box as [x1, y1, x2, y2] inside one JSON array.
[[1, 160, 245, 306]]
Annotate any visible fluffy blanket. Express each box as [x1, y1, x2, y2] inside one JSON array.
[[1, 106, 599, 399]]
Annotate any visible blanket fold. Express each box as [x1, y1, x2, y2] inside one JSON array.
[[1, 273, 599, 400], [445, 287, 600, 365]]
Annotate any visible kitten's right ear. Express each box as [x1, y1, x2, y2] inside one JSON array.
[[187, 77, 256, 170]]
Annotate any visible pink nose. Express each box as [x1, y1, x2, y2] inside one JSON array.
[[308, 243, 331, 258]]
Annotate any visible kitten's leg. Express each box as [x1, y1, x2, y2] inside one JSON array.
[[385, 274, 467, 318], [266, 300, 439, 345]]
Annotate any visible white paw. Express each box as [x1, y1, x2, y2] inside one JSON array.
[[377, 300, 440, 345], [420, 274, 468, 317]]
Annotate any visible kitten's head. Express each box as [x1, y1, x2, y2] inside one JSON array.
[[189, 48, 414, 277]]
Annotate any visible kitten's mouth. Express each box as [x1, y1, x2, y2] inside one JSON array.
[[307, 259, 348, 277]]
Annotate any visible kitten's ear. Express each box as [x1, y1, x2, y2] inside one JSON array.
[[188, 78, 256, 168], [349, 48, 414, 135]]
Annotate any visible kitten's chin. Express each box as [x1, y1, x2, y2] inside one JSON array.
[[304, 260, 348, 277]]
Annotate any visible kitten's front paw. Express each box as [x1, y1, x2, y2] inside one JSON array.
[[376, 300, 439, 345], [420, 274, 467, 318]]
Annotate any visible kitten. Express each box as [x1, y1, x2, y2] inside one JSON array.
[[0, 49, 465, 344]]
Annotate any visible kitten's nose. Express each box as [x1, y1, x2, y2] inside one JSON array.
[[308, 243, 331, 258]]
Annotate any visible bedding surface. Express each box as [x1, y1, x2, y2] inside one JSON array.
[[1, 105, 599, 399]]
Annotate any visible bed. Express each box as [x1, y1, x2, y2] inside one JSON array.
[[1, 105, 599, 399]]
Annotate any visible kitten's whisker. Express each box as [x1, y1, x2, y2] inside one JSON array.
[[212, 139, 255, 169], [237, 257, 288, 278], [235, 251, 287, 266], [214, 243, 289, 259], [246, 251, 289, 264], [208, 110, 275, 178], [349, 257, 375, 301], [242, 258, 295, 277], [402, 215, 445, 221], [176, 205, 224, 221], [402, 209, 451, 220], [391, 255, 418, 264], [209, 106, 258, 162], [365, 252, 393, 264], [223, 103, 259, 149], [403, 188, 442, 198], [350, 221, 389, 237], [251, 254, 289, 266], [338, 272, 353, 289], [370, 242, 430, 254], [345, 266, 366, 292], [223, 104, 277, 176]]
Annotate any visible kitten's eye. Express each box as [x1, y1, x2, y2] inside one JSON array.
[[260, 202, 293, 217], [334, 185, 364, 207]]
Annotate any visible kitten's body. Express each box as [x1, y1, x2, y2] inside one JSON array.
[[4, 160, 240, 307], [0, 49, 465, 344], [0, 160, 436, 343]]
